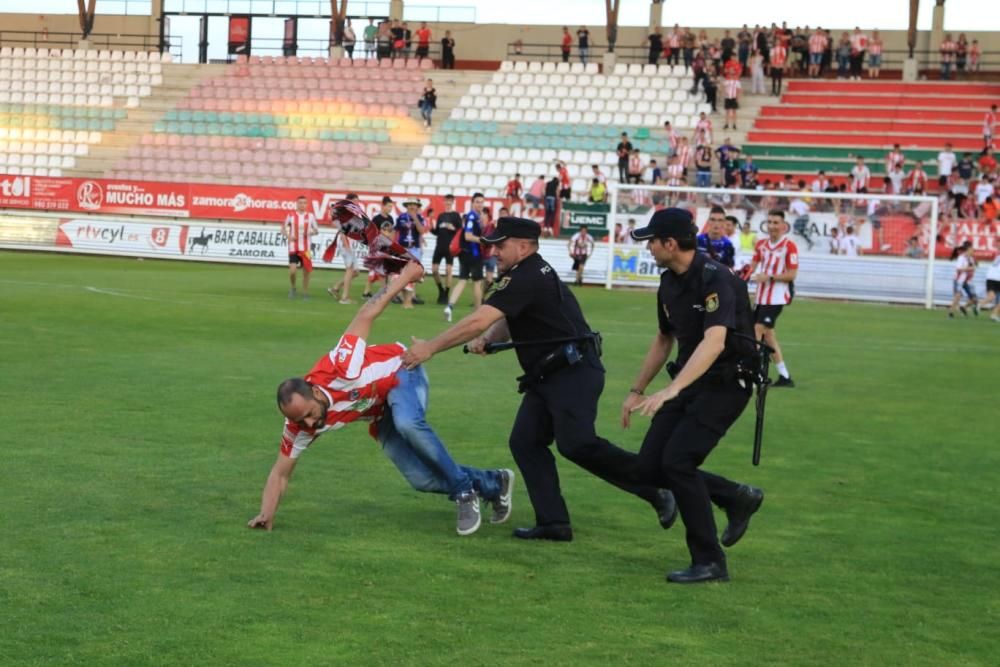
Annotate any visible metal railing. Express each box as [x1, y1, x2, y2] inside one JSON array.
[[0, 30, 181, 58], [506, 42, 1000, 75]]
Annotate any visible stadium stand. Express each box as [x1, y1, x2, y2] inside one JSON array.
[[746, 80, 1000, 188], [106, 55, 434, 188], [395, 60, 712, 198], [0, 46, 169, 176]]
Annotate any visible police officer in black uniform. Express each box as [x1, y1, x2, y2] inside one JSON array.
[[622, 208, 764, 583], [403, 217, 676, 541]]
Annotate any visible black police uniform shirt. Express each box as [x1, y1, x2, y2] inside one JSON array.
[[485, 252, 593, 373], [657, 250, 755, 373], [372, 212, 394, 231], [434, 211, 462, 249]]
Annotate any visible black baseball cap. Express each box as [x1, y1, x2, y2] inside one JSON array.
[[630, 208, 698, 241], [481, 217, 541, 244]]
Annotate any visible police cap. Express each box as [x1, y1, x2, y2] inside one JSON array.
[[630, 207, 698, 242], [481, 217, 541, 244]]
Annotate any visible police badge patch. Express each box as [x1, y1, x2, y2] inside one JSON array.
[[495, 276, 511, 291], [705, 292, 719, 312]]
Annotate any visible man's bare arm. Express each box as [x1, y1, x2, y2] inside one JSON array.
[[248, 454, 298, 531], [343, 262, 424, 340]]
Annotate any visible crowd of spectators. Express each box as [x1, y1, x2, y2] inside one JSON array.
[[355, 18, 454, 67]]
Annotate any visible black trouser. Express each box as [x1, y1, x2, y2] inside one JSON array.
[[618, 158, 629, 183], [771, 67, 784, 95], [637, 382, 750, 565], [850, 52, 864, 77], [704, 83, 717, 111], [508, 356, 661, 526], [442, 52, 455, 69]]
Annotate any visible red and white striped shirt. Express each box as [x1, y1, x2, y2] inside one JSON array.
[[665, 163, 685, 186], [285, 211, 318, 254], [907, 168, 928, 192], [808, 33, 827, 54], [885, 150, 905, 174], [984, 110, 996, 136], [665, 127, 678, 151], [668, 31, 680, 48], [676, 144, 692, 167], [868, 39, 882, 55], [940, 40, 956, 61], [723, 78, 742, 100], [753, 236, 799, 305], [695, 118, 713, 145], [279, 334, 406, 459], [770, 45, 787, 67]]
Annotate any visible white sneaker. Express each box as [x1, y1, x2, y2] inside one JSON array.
[[443, 305, 452, 322]]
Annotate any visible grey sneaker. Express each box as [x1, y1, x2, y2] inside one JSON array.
[[455, 490, 481, 536], [288, 288, 296, 299], [490, 469, 516, 524]]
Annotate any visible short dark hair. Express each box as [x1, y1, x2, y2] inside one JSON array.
[[277, 378, 312, 408], [346, 193, 359, 201], [472, 192, 484, 199], [725, 215, 739, 226], [381, 195, 393, 205], [444, 194, 455, 200], [768, 209, 785, 219], [297, 195, 307, 200], [675, 236, 697, 251], [709, 205, 726, 216]]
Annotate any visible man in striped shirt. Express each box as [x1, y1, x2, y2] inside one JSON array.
[[284, 195, 318, 299], [769, 41, 787, 96], [807, 27, 827, 78], [984, 104, 997, 150], [749, 210, 799, 387], [723, 76, 741, 130], [940, 34, 956, 80], [249, 261, 513, 536]]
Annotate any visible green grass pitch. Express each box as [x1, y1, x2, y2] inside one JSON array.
[[1, 251, 996, 666]]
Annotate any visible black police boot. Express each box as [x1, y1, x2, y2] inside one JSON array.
[[772, 376, 795, 388], [512, 524, 573, 542], [666, 562, 729, 584], [654, 489, 678, 530], [412, 294, 425, 305], [436, 285, 447, 304], [721, 484, 764, 547]]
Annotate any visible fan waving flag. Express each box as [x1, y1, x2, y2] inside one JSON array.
[[330, 199, 421, 276]]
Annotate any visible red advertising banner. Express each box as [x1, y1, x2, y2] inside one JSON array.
[[228, 16, 251, 55]]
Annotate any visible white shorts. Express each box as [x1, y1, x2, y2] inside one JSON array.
[[338, 243, 364, 270]]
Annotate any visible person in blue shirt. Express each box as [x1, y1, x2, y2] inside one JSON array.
[[396, 199, 427, 308], [443, 192, 485, 322], [696, 205, 736, 268], [739, 154, 759, 189]]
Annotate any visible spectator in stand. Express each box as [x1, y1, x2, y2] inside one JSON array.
[[769, 39, 787, 96], [390, 20, 405, 60], [948, 241, 978, 318], [690, 49, 706, 94], [716, 137, 738, 176], [956, 33, 969, 74], [676, 136, 693, 180], [577, 26, 590, 65], [525, 174, 545, 211], [627, 149, 644, 184], [969, 39, 981, 72], [560, 26, 572, 63], [907, 161, 928, 195], [979, 147, 997, 177], [957, 152, 976, 180], [505, 172, 523, 206], [734, 25, 750, 68], [937, 142, 957, 187], [940, 33, 956, 80], [807, 27, 827, 78], [414, 22, 431, 62], [841, 224, 861, 256], [811, 170, 830, 193], [749, 48, 766, 95], [702, 64, 719, 113], [694, 143, 713, 188], [849, 27, 867, 80], [644, 158, 663, 185], [557, 160, 572, 200], [975, 175, 995, 207], [682, 27, 696, 71], [647, 27, 663, 66], [694, 111, 713, 146], [723, 53, 742, 80], [342, 18, 356, 60], [419, 78, 436, 129], [589, 178, 607, 203], [904, 236, 923, 259], [708, 39, 722, 72], [828, 227, 842, 255], [851, 156, 871, 193], [667, 25, 682, 66], [740, 154, 759, 188], [720, 29, 736, 63], [723, 74, 741, 130], [616, 132, 633, 183], [663, 121, 679, 157], [984, 105, 997, 150], [430, 194, 461, 304], [836, 32, 851, 78], [444, 192, 486, 321], [665, 153, 685, 203], [755, 25, 769, 65], [568, 224, 595, 286], [543, 175, 560, 236], [886, 163, 906, 195], [377, 20, 392, 60], [591, 164, 607, 184], [983, 195, 999, 221], [789, 188, 814, 250], [867, 29, 884, 78], [441, 30, 456, 69], [697, 206, 736, 267], [886, 143, 905, 175], [364, 18, 377, 59]]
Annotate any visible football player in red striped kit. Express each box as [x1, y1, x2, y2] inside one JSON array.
[[749, 210, 799, 387], [284, 195, 318, 299], [249, 260, 513, 536]]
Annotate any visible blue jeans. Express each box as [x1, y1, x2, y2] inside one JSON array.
[[376, 366, 501, 501], [419, 101, 433, 125], [579, 46, 589, 64], [941, 61, 952, 80], [696, 170, 712, 187]]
